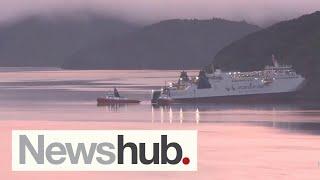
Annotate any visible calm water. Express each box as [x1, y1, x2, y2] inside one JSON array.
[[2, 68, 320, 179], [1, 68, 320, 126]]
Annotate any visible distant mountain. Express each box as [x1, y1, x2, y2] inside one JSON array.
[[0, 14, 138, 67], [63, 19, 260, 69], [213, 11, 320, 100]]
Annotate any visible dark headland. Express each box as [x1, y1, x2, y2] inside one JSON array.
[[62, 18, 260, 70], [212, 11, 320, 101]]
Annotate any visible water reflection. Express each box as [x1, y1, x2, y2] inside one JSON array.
[[98, 102, 320, 128], [148, 105, 202, 124], [160, 106, 164, 123], [272, 107, 276, 128], [151, 105, 154, 123], [196, 108, 200, 124], [147, 103, 320, 135], [1, 68, 320, 136], [179, 108, 183, 124], [169, 107, 173, 124], [97, 103, 128, 112]]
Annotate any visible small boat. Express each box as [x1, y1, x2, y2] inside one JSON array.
[[97, 88, 141, 105]]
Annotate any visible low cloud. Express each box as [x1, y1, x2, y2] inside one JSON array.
[[0, 0, 319, 26]]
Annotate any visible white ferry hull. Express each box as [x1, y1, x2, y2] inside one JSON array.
[[157, 91, 299, 105]]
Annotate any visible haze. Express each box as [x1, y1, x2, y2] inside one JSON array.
[[0, 0, 319, 26]]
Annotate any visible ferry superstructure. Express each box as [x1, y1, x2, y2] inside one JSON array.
[[152, 56, 305, 104]]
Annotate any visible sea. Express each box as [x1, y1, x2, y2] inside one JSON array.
[[1, 67, 320, 179]]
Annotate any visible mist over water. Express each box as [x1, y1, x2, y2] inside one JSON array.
[[0, 0, 319, 26]]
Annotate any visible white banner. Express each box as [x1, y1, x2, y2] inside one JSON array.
[[12, 130, 197, 171]]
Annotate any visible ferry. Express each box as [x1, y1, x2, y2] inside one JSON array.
[[152, 56, 306, 105]]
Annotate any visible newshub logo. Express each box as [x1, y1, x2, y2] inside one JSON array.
[[12, 130, 197, 171]]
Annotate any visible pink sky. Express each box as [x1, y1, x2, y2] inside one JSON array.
[[0, 0, 319, 26]]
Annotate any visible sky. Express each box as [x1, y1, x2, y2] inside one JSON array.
[[0, 0, 319, 26]]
